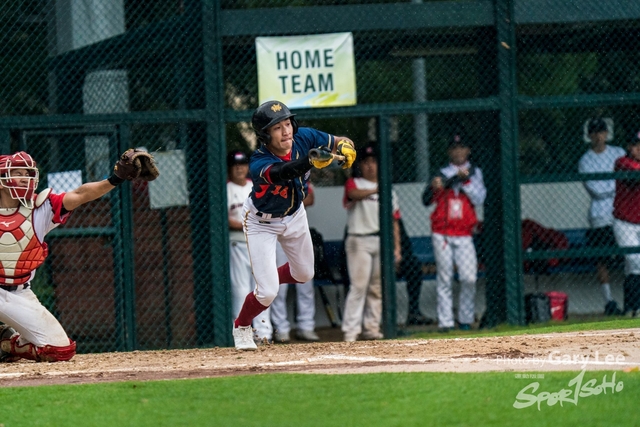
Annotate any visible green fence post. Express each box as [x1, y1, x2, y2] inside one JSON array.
[[496, 0, 525, 326], [378, 115, 398, 339], [203, 0, 232, 347], [118, 124, 137, 349]]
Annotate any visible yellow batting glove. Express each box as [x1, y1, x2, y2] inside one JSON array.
[[308, 147, 334, 169], [337, 140, 356, 169]]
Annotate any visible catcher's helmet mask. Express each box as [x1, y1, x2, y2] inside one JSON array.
[[251, 101, 298, 145], [0, 151, 39, 209]]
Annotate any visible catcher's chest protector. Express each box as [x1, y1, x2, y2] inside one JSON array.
[[0, 205, 47, 285]]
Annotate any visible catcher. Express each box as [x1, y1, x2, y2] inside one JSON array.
[[0, 149, 158, 362]]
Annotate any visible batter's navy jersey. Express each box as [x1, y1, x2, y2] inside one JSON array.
[[250, 127, 335, 216]]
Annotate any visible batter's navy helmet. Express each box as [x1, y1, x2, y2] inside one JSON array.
[[251, 100, 298, 145]]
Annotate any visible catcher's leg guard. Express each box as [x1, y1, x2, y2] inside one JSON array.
[[0, 335, 76, 362], [0, 325, 20, 363]]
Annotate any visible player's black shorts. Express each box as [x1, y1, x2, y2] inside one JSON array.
[[585, 226, 618, 266]]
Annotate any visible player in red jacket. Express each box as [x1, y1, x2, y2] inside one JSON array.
[[423, 134, 486, 331], [612, 130, 640, 316]]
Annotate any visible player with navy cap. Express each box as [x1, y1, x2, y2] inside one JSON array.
[[227, 149, 273, 344]]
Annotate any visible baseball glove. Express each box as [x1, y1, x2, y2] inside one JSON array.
[[113, 149, 160, 181], [308, 147, 334, 169]]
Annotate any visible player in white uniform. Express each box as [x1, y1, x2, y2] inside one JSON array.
[[227, 150, 273, 343], [578, 117, 625, 315], [232, 100, 356, 350], [341, 146, 402, 342], [271, 183, 319, 343], [423, 134, 486, 332], [0, 150, 149, 362]]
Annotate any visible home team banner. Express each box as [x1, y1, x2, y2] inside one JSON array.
[[256, 32, 356, 108]]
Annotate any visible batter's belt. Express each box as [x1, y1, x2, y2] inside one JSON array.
[[0, 284, 31, 292]]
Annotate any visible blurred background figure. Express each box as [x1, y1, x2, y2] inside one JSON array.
[[341, 146, 402, 342], [271, 183, 320, 343], [423, 134, 486, 332], [226, 150, 273, 344], [578, 116, 625, 316], [612, 130, 640, 317]]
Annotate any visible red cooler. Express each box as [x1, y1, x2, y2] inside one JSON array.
[[546, 291, 568, 321]]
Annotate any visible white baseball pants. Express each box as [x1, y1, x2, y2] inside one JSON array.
[[613, 219, 640, 275], [341, 235, 382, 338], [432, 233, 477, 328], [229, 241, 273, 340], [243, 198, 315, 308], [0, 285, 70, 347], [270, 242, 316, 334]]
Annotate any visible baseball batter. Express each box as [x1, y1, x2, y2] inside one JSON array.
[[423, 134, 486, 331], [227, 150, 273, 343], [612, 130, 640, 316], [0, 149, 157, 362], [232, 100, 356, 350]]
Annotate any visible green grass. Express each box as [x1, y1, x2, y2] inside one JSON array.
[[0, 371, 638, 427], [1, 320, 638, 426], [402, 317, 640, 340]]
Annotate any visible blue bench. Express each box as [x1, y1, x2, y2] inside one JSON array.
[[318, 229, 613, 285]]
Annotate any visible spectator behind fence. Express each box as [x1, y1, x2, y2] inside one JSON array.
[[271, 183, 320, 343], [423, 134, 486, 332], [612, 130, 640, 317], [341, 145, 402, 342], [227, 150, 273, 344], [578, 117, 625, 316]]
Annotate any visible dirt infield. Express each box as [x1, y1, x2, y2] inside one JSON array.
[[1, 328, 638, 387]]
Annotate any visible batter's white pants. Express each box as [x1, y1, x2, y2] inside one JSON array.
[[613, 219, 640, 275], [432, 233, 477, 328], [243, 198, 315, 308], [229, 241, 273, 340], [0, 285, 70, 347], [271, 242, 316, 334], [341, 235, 382, 338]]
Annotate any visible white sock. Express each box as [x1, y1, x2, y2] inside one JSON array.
[[601, 283, 612, 302]]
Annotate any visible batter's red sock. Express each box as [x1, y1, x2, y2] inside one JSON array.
[[277, 262, 302, 284], [234, 293, 268, 328]]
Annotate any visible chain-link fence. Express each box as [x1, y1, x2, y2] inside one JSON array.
[[2, 0, 640, 351]]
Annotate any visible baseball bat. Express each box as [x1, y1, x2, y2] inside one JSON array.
[[309, 148, 345, 162]]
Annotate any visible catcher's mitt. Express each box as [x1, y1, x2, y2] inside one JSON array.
[[113, 149, 160, 181]]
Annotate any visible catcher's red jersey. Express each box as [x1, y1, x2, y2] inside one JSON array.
[[0, 190, 69, 285], [0, 206, 48, 284]]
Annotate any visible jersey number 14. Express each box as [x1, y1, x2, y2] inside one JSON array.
[[255, 184, 289, 199]]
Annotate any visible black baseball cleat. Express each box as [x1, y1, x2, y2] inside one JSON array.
[[604, 300, 623, 316], [406, 313, 435, 326]]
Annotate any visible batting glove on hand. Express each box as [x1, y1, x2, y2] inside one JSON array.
[[308, 147, 334, 169], [337, 140, 356, 169]]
